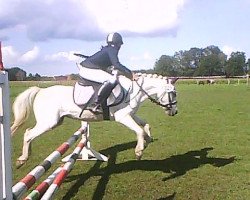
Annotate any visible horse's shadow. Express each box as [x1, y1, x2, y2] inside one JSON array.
[[62, 141, 235, 200]]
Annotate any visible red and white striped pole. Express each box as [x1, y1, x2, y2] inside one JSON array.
[[40, 140, 86, 200], [12, 128, 85, 199], [0, 41, 4, 71]]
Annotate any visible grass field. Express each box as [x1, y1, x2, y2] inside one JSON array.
[[10, 82, 250, 200]]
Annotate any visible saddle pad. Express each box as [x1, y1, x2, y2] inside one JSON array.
[[73, 82, 94, 106], [73, 80, 126, 107]]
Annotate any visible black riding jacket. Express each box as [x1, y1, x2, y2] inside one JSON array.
[[81, 45, 132, 79]]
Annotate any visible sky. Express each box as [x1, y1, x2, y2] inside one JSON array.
[[0, 0, 250, 76]]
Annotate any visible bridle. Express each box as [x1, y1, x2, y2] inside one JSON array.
[[135, 78, 177, 110]]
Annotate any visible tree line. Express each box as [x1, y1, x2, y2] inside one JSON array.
[[153, 45, 249, 77]]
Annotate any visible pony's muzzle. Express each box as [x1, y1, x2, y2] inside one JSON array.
[[165, 106, 178, 116]]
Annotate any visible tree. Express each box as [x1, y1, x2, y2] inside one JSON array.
[[225, 52, 246, 77], [154, 55, 178, 76], [34, 73, 41, 80], [245, 59, 249, 73], [173, 50, 194, 76], [25, 72, 42, 81], [195, 46, 226, 76], [178, 48, 202, 76]]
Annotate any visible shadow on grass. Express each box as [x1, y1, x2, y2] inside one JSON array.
[[63, 141, 235, 200], [157, 192, 176, 200]]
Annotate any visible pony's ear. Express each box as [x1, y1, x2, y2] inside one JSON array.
[[171, 77, 179, 84]]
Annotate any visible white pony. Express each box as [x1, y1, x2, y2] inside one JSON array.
[[11, 74, 178, 166]]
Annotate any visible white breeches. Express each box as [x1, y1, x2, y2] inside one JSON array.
[[79, 66, 117, 84]]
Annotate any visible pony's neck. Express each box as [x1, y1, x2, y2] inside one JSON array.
[[118, 75, 164, 103], [132, 76, 163, 104], [139, 76, 161, 96]]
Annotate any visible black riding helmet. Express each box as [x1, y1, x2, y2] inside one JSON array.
[[106, 32, 123, 46]]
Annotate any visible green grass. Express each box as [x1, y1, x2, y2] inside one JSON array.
[[10, 82, 250, 200]]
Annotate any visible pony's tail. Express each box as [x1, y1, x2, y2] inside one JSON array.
[[11, 86, 41, 136]]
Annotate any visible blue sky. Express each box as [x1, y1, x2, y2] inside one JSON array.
[[0, 0, 249, 76]]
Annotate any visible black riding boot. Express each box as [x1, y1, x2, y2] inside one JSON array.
[[92, 81, 117, 113]]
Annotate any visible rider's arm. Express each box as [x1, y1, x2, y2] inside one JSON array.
[[108, 48, 133, 80]]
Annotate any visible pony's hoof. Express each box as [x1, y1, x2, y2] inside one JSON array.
[[136, 155, 142, 160], [144, 137, 153, 149], [135, 151, 142, 160], [144, 135, 153, 143], [16, 160, 26, 169]]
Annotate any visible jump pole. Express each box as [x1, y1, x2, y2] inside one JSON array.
[[0, 41, 13, 200], [41, 139, 86, 200], [24, 138, 86, 200], [23, 167, 63, 200], [12, 128, 85, 200], [13, 125, 107, 199]]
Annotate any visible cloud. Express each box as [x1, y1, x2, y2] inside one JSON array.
[[128, 51, 156, 70], [2, 45, 40, 66], [86, 0, 185, 35], [0, 0, 186, 41], [45, 51, 80, 62], [20, 46, 39, 63], [0, 0, 103, 41], [2, 46, 19, 64], [130, 52, 154, 61]]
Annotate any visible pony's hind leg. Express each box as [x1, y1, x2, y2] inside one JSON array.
[[16, 123, 54, 168]]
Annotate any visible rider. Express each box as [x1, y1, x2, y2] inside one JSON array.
[[79, 32, 137, 113]]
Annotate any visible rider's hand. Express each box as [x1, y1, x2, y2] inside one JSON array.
[[132, 73, 139, 81]]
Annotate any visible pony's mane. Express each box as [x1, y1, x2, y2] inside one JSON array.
[[119, 73, 177, 85], [135, 73, 168, 80], [135, 73, 179, 84]]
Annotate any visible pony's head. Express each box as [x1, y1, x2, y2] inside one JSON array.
[[137, 73, 178, 116], [156, 77, 178, 116]]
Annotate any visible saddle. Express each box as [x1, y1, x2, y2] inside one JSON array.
[[73, 77, 126, 119]]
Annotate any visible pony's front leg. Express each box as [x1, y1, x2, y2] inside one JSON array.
[[132, 115, 153, 144], [118, 115, 145, 160]]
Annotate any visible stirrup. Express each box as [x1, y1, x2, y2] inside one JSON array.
[[91, 104, 103, 114]]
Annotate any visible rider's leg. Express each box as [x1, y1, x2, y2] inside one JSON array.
[[79, 64, 113, 83], [93, 78, 118, 112], [79, 65, 118, 113]]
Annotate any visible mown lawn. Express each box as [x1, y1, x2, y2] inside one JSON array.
[[10, 82, 250, 200]]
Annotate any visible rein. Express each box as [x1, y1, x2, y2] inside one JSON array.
[[134, 78, 177, 109]]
